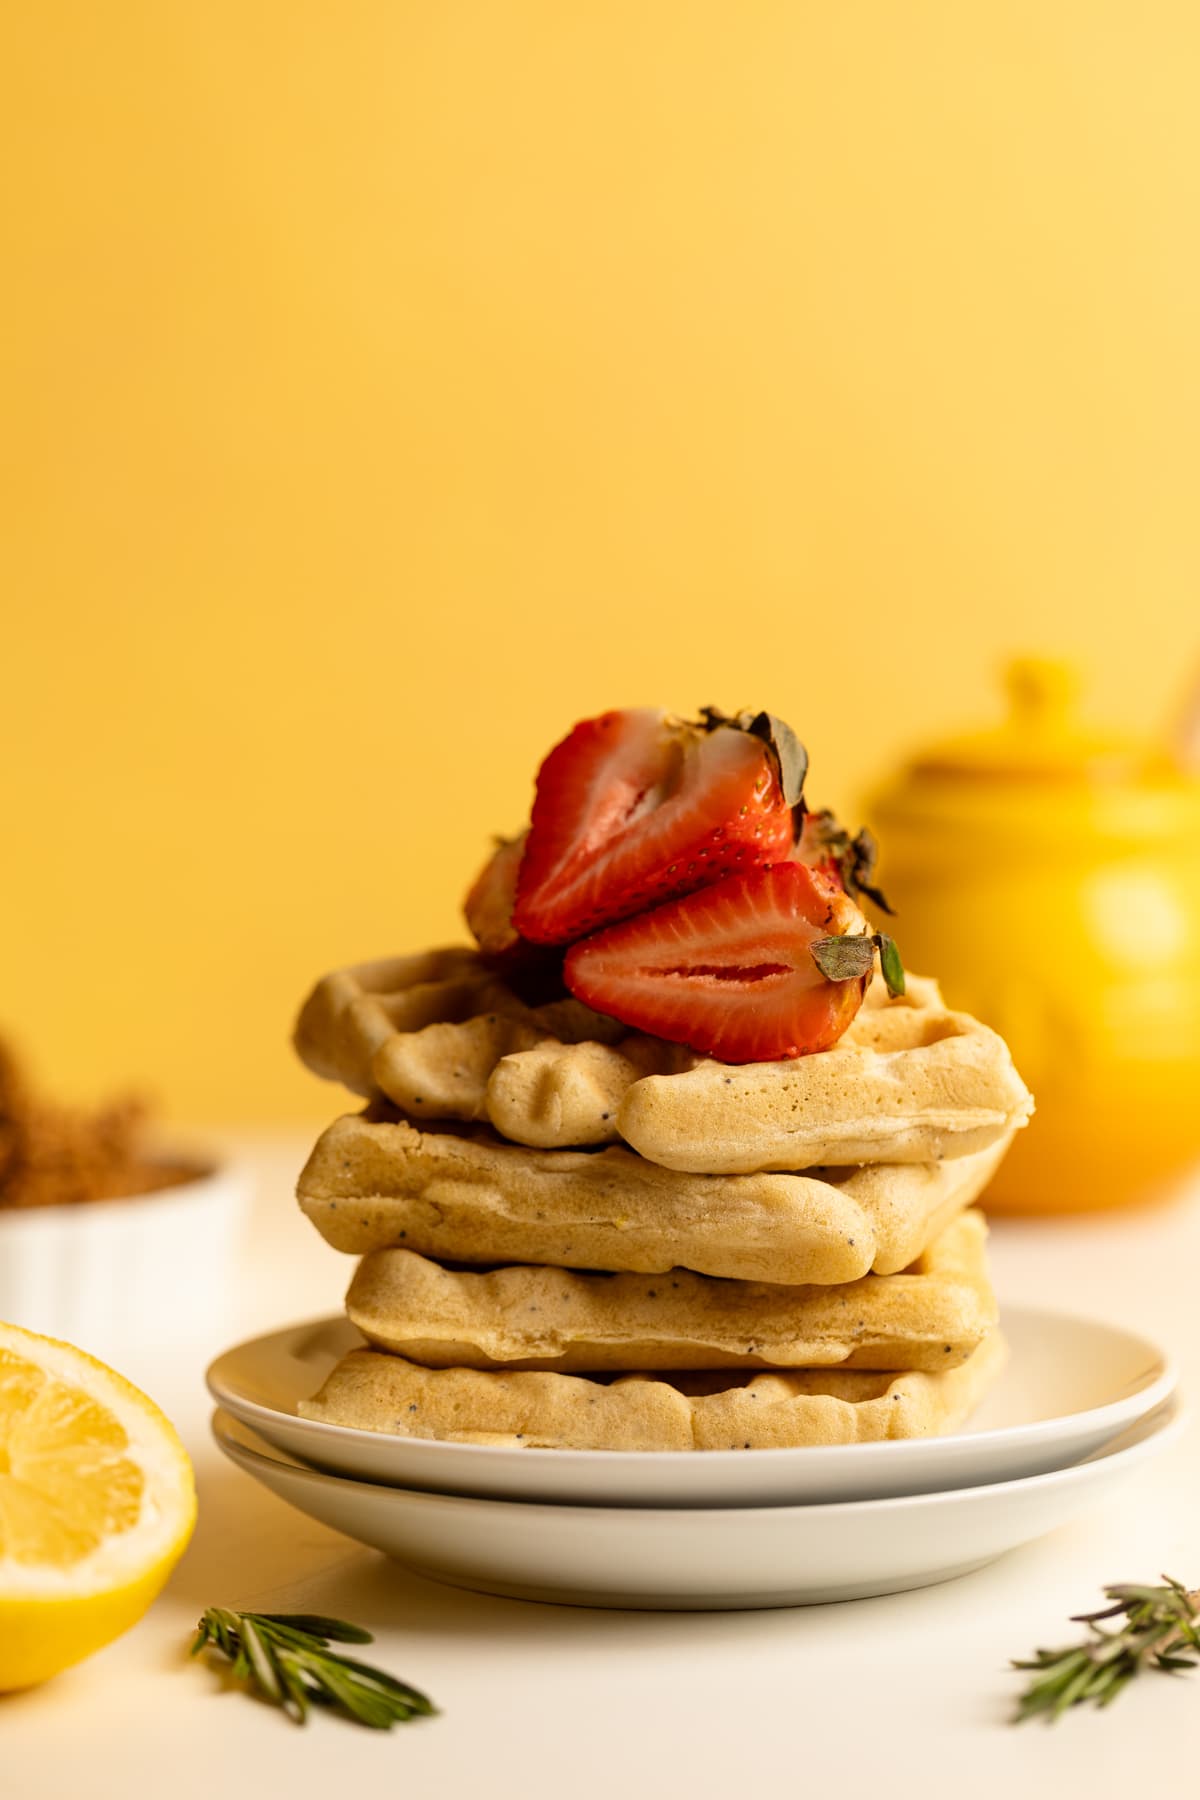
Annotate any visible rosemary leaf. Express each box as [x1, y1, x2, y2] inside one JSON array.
[[192, 1607, 437, 1731], [1012, 1578, 1200, 1722], [255, 1612, 375, 1644], [240, 1617, 284, 1705]]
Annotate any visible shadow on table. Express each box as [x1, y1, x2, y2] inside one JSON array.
[[166, 1454, 1146, 1681]]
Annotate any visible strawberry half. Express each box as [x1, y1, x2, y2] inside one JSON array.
[[512, 708, 800, 945], [464, 832, 528, 958], [793, 807, 895, 915], [462, 830, 568, 998], [563, 862, 873, 1062]]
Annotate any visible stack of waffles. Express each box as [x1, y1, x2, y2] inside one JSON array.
[[291, 949, 1032, 1451]]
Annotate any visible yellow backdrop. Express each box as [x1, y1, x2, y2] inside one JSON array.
[[3, 4, 1197, 1122]]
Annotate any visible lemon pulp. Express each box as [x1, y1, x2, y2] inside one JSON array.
[[0, 1324, 196, 1690], [0, 1347, 144, 1565]]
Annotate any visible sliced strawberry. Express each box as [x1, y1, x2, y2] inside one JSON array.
[[513, 709, 797, 945], [462, 831, 568, 998], [793, 807, 895, 915], [563, 862, 872, 1062], [464, 832, 528, 958]]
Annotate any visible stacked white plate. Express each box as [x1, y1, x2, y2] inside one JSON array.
[[208, 1305, 1181, 1611]]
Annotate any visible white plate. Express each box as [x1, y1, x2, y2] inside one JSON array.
[[206, 1307, 1176, 1508], [212, 1397, 1184, 1610]]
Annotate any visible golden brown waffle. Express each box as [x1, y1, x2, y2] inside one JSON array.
[[293, 947, 624, 1100], [297, 1114, 1011, 1284], [294, 955, 1031, 1173], [619, 978, 1033, 1173], [299, 1324, 1008, 1451], [344, 1209, 996, 1373]]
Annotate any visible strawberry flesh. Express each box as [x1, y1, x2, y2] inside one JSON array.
[[462, 831, 569, 999], [563, 862, 871, 1062], [464, 832, 528, 957], [513, 708, 793, 945]]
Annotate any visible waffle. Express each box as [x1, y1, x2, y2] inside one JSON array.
[[297, 1113, 1011, 1284], [299, 1322, 1008, 1451], [293, 948, 625, 1100], [620, 980, 1033, 1173], [344, 1208, 995, 1373], [294, 954, 1032, 1174]]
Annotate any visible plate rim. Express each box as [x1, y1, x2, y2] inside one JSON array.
[[211, 1393, 1185, 1523], [206, 1302, 1178, 1471]]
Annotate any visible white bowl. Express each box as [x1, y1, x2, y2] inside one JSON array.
[[212, 1395, 1185, 1610], [206, 1305, 1177, 1507], [0, 1160, 251, 1360]]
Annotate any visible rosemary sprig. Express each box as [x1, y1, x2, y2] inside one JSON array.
[[1012, 1577, 1200, 1722], [191, 1608, 437, 1730]]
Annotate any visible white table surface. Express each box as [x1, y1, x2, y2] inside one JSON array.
[[6, 1133, 1199, 1800]]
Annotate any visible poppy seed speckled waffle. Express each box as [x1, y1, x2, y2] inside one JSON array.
[[342, 1208, 997, 1373], [298, 1323, 1009, 1452], [294, 956, 1033, 1174], [297, 1113, 1013, 1285], [292, 948, 627, 1096]]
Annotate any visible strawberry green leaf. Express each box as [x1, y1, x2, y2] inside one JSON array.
[[698, 706, 808, 810], [845, 827, 896, 917], [801, 810, 896, 915], [811, 931, 906, 997], [811, 934, 875, 983], [875, 933, 906, 997], [697, 704, 734, 728], [745, 712, 808, 809]]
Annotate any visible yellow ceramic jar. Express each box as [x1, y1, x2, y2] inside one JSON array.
[[869, 660, 1200, 1213]]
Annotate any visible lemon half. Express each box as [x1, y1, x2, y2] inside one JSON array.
[[0, 1322, 197, 1690]]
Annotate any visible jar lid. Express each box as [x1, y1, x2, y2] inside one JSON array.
[[910, 658, 1155, 782]]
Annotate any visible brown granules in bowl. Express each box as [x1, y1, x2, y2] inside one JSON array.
[[0, 1039, 192, 1209]]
